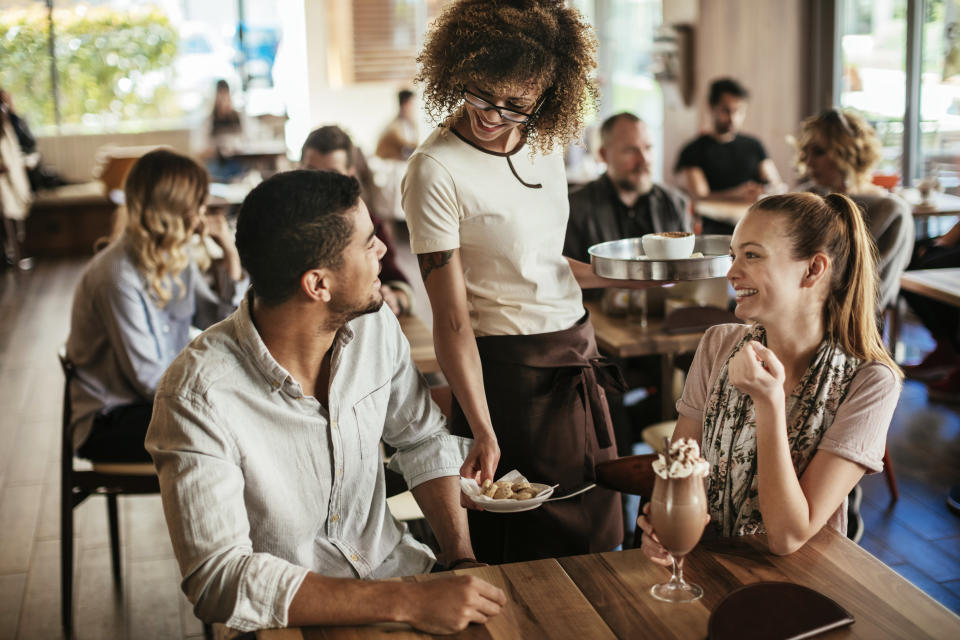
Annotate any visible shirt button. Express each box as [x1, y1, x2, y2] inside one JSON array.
[[350, 553, 359, 562], [338, 468, 343, 477], [162, 324, 170, 334], [331, 514, 339, 522], [331, 420, 338, 429]]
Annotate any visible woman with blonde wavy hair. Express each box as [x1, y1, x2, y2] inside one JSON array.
[[638, 193, 902, 561], [402, 0, 656, 563], [66, 149, 246, 462], [797, 108, 913, 312]]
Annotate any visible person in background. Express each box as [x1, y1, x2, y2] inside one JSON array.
[[147, 170, 503, 633], [900, 219, 960, 400], [376, 89, 420, 161], [564, 111, 690, 264], [638, 193, 901, 560], [0, 95, 32, 268], [403, 0, 660, 563], [66, 149, 246, 462], [0, 88, 69, 192], [301, 125, 414, 315], [675, 78, 785, 234], [206, 79, 245, 182], [797, 108, 914, 314]]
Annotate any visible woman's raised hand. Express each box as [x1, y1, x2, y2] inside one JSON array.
[[728, 340, 785, 400]]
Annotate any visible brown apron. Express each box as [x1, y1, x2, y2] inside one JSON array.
[[450, 312, 625, 563]]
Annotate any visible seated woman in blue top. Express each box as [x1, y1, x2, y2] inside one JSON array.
[[66, 149, 247, 462]]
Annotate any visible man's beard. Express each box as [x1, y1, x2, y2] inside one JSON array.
[[614, 173, 652, 194], [324, 292, 384, 331]]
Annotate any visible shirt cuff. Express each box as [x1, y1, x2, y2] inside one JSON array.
[[387, 434, 470, 489], [224, 554, 309, 632]]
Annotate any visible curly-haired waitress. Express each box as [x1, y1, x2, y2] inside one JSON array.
[[402, 0, 651, 563]]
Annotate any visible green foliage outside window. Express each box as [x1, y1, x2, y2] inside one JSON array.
[[0, 5, 180, 131]]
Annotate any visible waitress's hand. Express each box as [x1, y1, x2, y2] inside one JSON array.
[[728, 341, 784, 401], [460, 433, 500, 510], [637, 503, 673, 567]]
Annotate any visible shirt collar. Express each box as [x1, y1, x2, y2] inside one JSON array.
[[234, 291, 358, 397]]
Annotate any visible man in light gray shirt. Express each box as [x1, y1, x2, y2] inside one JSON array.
[[146, 170, 505, 634]]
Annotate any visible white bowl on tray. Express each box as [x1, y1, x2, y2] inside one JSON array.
[[641, 231, 696, 260]]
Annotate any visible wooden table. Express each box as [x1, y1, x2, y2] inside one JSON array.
[[259, 527, 960, 639], [399, 314, 440, 375], [900, 268, 960, 308], [585, 300, 706, 419]]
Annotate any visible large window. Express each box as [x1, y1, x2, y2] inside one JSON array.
[[0, 0, 283, 134], [839, 0, 908, 176], [839, 0, 960, 195]]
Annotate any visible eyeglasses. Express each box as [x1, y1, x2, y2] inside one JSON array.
[[463, 89, 544, 124]]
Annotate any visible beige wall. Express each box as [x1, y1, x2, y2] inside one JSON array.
[[662, 0, 807, 188]]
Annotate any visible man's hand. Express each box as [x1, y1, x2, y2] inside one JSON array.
[[401, 575, 506, 634], [729, 181, 764, 202], [381, 285, 401, 315]]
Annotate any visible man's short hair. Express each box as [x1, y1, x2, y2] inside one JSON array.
[[398, 89, 414, 107], [708, 78, 749, 106], [600, 112, 642, 147], [236, 170, 361, 306], [300, 125, 354, 169]]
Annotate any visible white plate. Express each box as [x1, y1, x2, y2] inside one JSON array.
[[468, 482, 555, 513]]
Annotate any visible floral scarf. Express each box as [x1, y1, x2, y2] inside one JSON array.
[[701, 325, 861, 536]]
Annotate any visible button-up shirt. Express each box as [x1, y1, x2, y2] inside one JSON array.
[[146, 296, 468, 632], [66, 238, 247, 449]]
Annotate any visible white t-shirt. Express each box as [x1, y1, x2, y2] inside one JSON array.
[[402, 127, 584, 336]]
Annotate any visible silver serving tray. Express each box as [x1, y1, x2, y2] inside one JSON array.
[[589, 235, 732, 281]]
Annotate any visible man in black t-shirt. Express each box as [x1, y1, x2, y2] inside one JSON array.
[[675, 78, 784, 233]]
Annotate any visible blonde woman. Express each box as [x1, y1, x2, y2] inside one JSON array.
[[638, 193, 902, 561], [797, 108, 914, 311], [66, 149, 246, 461]]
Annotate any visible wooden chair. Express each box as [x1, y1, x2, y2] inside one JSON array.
[[58, 349, 160, 638], [595, 454, 658, 549]]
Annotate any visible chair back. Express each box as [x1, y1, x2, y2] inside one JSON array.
[[595, 454, 658, 498], [58, 346, 75, 457]]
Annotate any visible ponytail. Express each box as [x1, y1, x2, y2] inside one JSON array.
[[753, 192, 902, 376]]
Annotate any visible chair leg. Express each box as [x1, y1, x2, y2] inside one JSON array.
[[883, 446, 899, 502], [61, 464, 74, 638], [107, 494, 123, 588]]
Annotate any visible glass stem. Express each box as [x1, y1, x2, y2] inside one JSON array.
[[671, 555, 685, 586]]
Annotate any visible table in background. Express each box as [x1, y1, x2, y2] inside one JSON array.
[[399, 314, 439, 375], [258, 527, 960, 639], [584, 300, 705, 419], [900, 268, 960, 308], [898, 188, 960, 239]]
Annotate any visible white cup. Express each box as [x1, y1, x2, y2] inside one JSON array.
[[641, 232, 696, 260]]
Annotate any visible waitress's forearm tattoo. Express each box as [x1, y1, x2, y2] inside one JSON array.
[[417, 250, 454, 281]]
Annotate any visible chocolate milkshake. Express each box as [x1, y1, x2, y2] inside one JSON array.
[[649, 474, 708, 556], [648, 438, 711, 603]]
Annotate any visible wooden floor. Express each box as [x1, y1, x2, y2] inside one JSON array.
[[0, 256, 958, 639]]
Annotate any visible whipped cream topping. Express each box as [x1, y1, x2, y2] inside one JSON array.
[[652, 437, 710, 479]]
